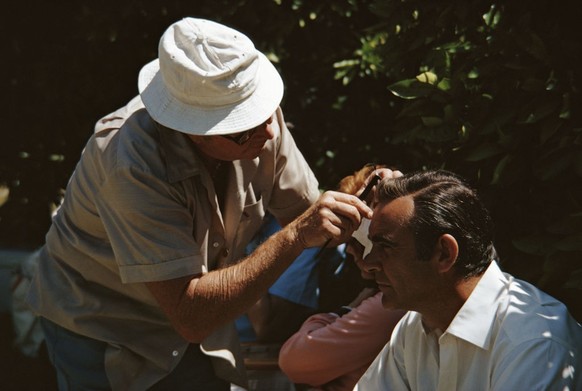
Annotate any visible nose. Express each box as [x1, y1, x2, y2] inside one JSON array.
[[361, 248, 382, 274], [258, 115, 275, 140]]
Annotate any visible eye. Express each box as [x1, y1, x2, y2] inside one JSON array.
[[375, 240, 396, 252]]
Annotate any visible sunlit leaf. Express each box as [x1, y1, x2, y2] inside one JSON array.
[[0, 186, 9, 208], [416, 71, 437, 84], [437, 78, 451, 91]]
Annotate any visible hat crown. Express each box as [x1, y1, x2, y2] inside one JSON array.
[[137, 17, 284, 135], [159, 18, 260, 107]]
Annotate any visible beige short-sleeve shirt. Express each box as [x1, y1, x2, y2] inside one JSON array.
[[27, 96, 320, 390]]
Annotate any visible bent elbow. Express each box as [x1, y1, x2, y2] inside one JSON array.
[[176, 327, 208, 344], [171, 317, 214, 343]]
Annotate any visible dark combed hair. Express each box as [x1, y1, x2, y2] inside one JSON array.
[[376, 169, 496, 278]]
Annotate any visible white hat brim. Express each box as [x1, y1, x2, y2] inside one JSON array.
[[138, 52, 284, 135]]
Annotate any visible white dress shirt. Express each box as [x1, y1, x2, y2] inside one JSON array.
[[356, 261, 582, 391]]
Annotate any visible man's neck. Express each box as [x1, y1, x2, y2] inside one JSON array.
[[420, 275, 481, 332]]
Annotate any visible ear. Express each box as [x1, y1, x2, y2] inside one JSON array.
[[431, 234, 459, 273]]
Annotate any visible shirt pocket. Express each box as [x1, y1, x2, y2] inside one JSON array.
[[232, 198, 266, 260]]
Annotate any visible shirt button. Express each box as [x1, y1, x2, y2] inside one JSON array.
[[212, 242, 220, 248], [172, 350, 179, 357]]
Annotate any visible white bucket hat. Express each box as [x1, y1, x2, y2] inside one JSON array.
[[138, 18, 284, 135]]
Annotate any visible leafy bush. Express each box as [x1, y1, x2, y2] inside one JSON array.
[[340, 0, 582, 318]]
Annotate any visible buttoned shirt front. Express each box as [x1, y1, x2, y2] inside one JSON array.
[[356, 261, 582, 391], [27, 96, 320, 390]]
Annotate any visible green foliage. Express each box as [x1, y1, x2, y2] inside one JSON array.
[[2, 0, 581, 317], [341, 0, 582, 317]]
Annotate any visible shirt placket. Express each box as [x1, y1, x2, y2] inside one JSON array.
[[437, 333, 458, 391]]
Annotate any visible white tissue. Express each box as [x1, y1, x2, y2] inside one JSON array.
[[352, 218, 373, 257]]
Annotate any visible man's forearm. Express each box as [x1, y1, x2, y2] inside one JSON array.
[[147, 190, 372, 342], [172, 226, 305, 342]]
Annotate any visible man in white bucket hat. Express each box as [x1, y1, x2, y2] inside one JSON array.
[[26, 17, 381, 390]]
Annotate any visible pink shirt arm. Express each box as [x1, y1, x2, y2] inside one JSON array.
[[278, 292, 405, 387]]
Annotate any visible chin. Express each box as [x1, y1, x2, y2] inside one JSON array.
[[241, 148, 264, 160], [380, 294, 399, 310]]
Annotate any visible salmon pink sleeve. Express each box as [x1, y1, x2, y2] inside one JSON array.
[[278, 293, 405, 388]]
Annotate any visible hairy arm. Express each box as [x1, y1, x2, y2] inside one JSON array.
[[146, 191, 372, 342]]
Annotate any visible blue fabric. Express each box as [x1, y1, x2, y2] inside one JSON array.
[[41, 317, 110, 390], [40, 317, 228, 390], [244, 214, 320, 309], [236, 214, 328, 341], [234, 315, 257, 343]]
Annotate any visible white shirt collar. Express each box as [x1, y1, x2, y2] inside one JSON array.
[[444, 261, 508, 349]]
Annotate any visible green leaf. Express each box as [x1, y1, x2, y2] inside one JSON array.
[[491, 154, 511, 184], [436, 78, 451, 91], [397, 100, 441, 118], [388, 79, 437, 100], [517, 99, 561, 124], [419, 126, 458, 143], [421, 116, 443, 127], [491, 155, 529, 186], [518, 30, 548, 62], [539, 118, 563, 144], [555, 234, 582, 251], [534, 149, 574, 181], [563, 269, 582, 290], [513, 235, 555, 256], [465, 143, 504, 162], [547, 215, 582, 235], [416, 71, 437, 84], [0, 185, 9, 208], [521, 78, 545, 92]]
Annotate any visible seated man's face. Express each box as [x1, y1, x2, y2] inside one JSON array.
[[364, 196, 440, 311]]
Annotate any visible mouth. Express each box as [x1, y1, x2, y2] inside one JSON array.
[[245, 139, 268, 152], [375, 280, 392, 288]]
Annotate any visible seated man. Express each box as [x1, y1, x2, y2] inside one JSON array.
[[356, 169, 582, 390]]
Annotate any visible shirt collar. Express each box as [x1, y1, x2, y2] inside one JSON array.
[[444, 261, 508, 349], [156, 123, 204, 183]]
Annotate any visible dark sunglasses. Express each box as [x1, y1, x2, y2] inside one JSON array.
[[220, 127, 258, 145]]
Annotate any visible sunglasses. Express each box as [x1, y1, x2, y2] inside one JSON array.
[[220, 127, 258, 145]]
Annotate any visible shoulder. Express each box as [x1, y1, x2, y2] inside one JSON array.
[[495, 276, 582, 349], [94, 95, 145, 134]]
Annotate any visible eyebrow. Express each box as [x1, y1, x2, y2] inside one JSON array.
[[370, 234, 397, 247]]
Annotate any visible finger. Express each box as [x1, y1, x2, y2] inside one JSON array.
[[355, 171, 385, 203], [375, 168, 403, 179], [324, 191, 373, 220]]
